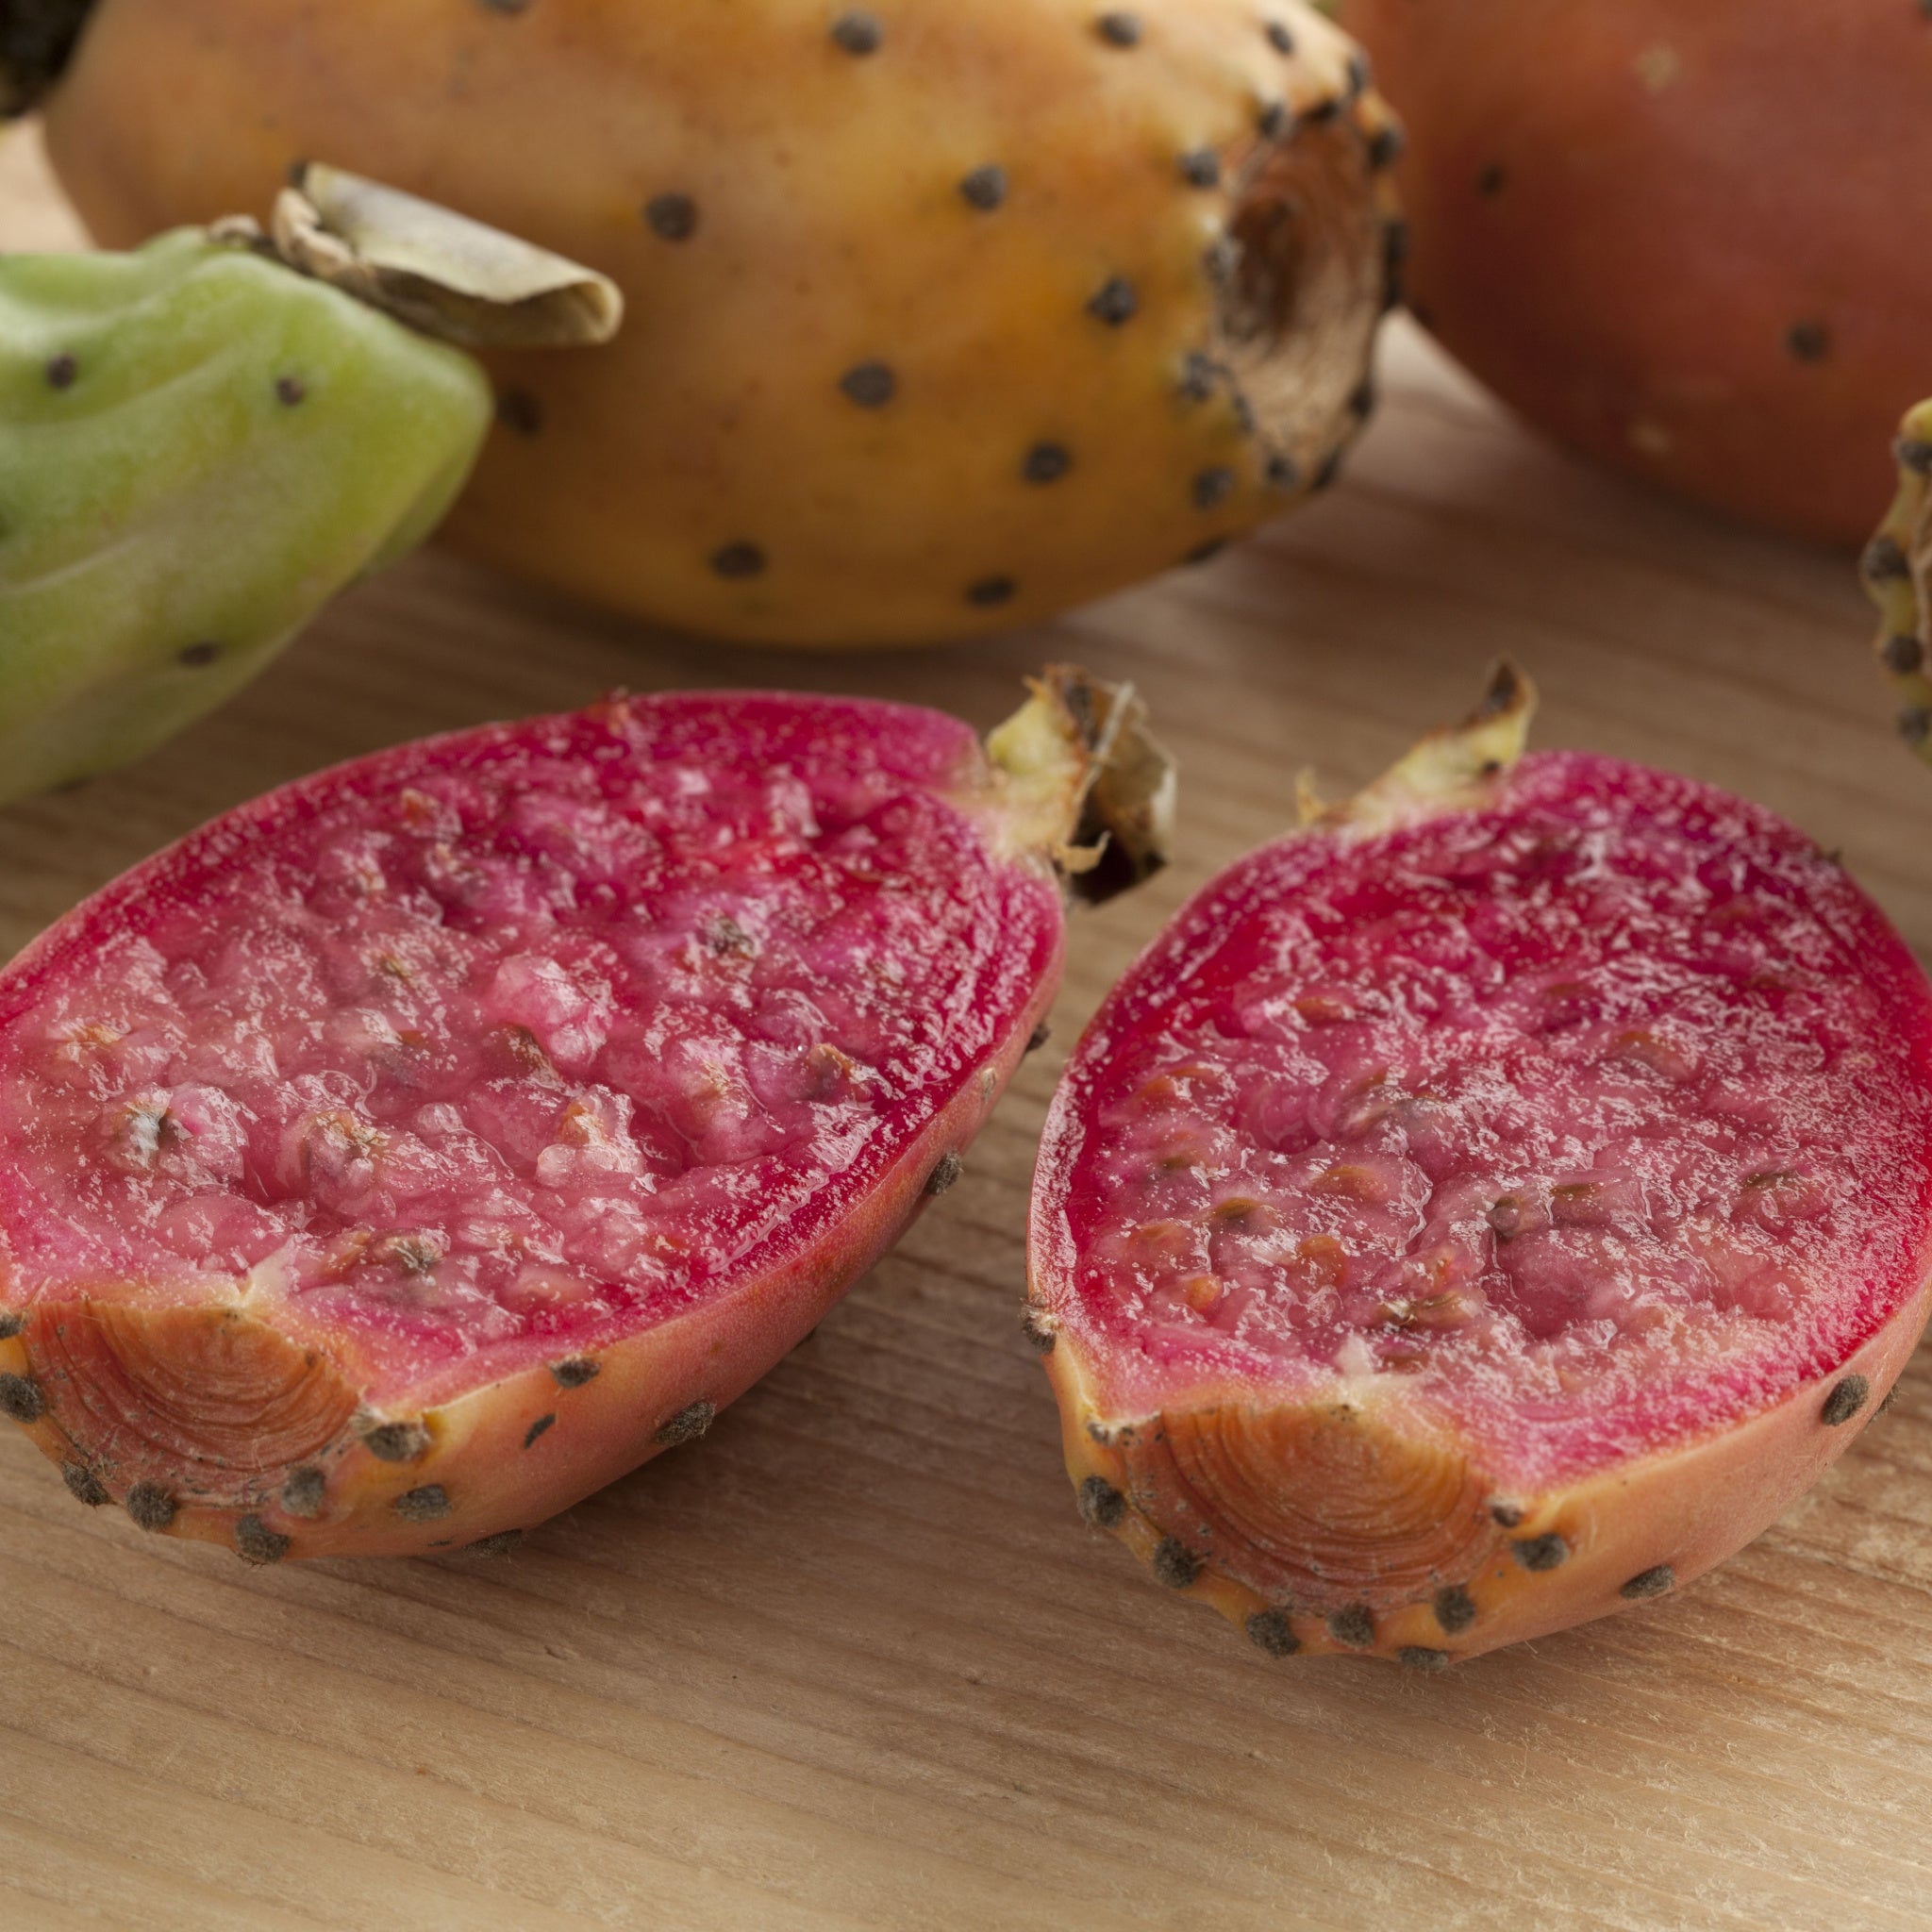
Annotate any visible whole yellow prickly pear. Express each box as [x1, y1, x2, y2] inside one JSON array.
[[20, 0, 1402, 646]]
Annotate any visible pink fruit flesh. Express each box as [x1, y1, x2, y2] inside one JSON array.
[[0, 690, 1091, 1555], [1035, 748, 1932, 1656], [1, 695, 1055, 1400]]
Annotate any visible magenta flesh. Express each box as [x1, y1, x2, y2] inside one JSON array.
[[1041, 751, 1932, 1490], [0, 693, 1061, 1407]]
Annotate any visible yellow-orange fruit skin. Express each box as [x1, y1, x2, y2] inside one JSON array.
[[1042, 1279, 1929, 1663], [45, 0, 1399, 646], [1343, 0, 1932, 546]]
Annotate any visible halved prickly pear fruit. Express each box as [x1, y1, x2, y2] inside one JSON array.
[[1028, 666, 1932, 1665], [1866, 400, 1932, 765], [0, 673, 1172, 1560], [37, 0, 1403, 646]]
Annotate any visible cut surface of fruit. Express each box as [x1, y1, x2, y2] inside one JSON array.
[[1031, 671, 1932, 1660], [0, 676, 1170, 1557]]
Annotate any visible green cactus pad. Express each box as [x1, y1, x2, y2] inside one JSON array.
[[0, 229, 491, 805]]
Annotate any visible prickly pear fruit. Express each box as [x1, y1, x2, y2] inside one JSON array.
[[1866, 403, 1932, 765], [1341, 0, 1932, 544], [0, 227, 491, 804], [35, 0, 1402, 646], [0, 674, 1173, 1561], [1029, 667, 1932, 1664]]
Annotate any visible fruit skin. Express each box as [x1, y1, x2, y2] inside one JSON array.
[[1341, 1, 1932, 545], [42, 0, 1401, 647], [0, 228, 491, 804], [1028, 670, 1932, 1663], [0, 676, 1171, 1560], [1865, 402, 1932, 763]]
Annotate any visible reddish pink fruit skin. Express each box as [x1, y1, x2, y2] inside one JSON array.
[[1344, 0, 1932, 545], [0, 691, 1064, 1558], [1031, 749, 1932, 1661]]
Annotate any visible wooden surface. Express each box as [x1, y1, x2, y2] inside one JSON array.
[[7, 122, 1932, 1932]]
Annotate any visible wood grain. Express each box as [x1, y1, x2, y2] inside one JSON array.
[[5, 121, 1931, 1932]]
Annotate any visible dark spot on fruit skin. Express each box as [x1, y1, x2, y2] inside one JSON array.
[[1078, 1475, 1125, 1528], [1621, 1564, 1675, 1600], [959, 165, 1008, 210], [1513, 1533, 1569, 1572], [1027, 1023, 1052, 1053], [1434, 1585, 1476, 1634], [275, 376, 308, 407], [478, 0, 530, 13], [1786, 322, 1830, 363], [1257, 101, 1291, 141], [1152, 1538, 1202, 1589], [524, 1412, 556, 1449], [1349, 377, 1377, 419], [1490, 1500, 1524, 1527], [62, 1463, 109, 1508], [1024, 442, 1072, 484], [644, 193, 699, 242], [1178, 149, 1222, 190], [496, 389, 542, 437], [1265, 453, 1300, 491], [0, 1315, 20, 1340], [177, 641, 223, 669], [1247, 1609, 1299, 1657], [655, 1400, 716, 1447], [840, 361, 897, 408], [465, 1529, 525, 1557], [1095, 11, 1142, 47], [1306, 96, 1342, 126], [1088, 277, 1139, 326], [1345, 51, 1372, 99], [1476, 164, 1506, 197], [830, 11, 883, 55], [967, 575, 1017, 608], [1899, 707, 1932, 745], [1399, 1646, 1449, 1673], [394, 1485, 451, 1523], [282, 1466, 326, 1518], [1368, 125, 1405, 171], [1192, 467, 1236, 510], [712, 542, 767, 580], [1866, 536, 1911, 583], [45, 354, 78, 390], [1327, 1603, 1374, 1648], [1264, 20, 1295, 55], [0, 1373, 44, 1424], [362, 1420, 431, 1462], [1309, 449, 1343, 492], [924, 1151, 964, 1197], [125, 1483, 177, 1532], [236, 1515, 291, 1565], [550, 1357, 600, 1389], [1822, 1374, 1871, 1425], [1020, 1307, 1057, 1354], [1897, 438, 1932, 475]]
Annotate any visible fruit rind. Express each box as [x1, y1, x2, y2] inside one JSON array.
[[1866, 399, 1932, 766]]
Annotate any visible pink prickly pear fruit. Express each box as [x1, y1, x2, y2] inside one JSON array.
[[0, 674, 1174, 1561], [1028, 666, 1932, 1665], [27, 0, 1402, 647]]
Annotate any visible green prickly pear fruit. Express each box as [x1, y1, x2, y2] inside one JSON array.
[[0, 226, 491, 805]]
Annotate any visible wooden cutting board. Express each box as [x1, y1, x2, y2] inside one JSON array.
[[5, 124, 1930, 1932]]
